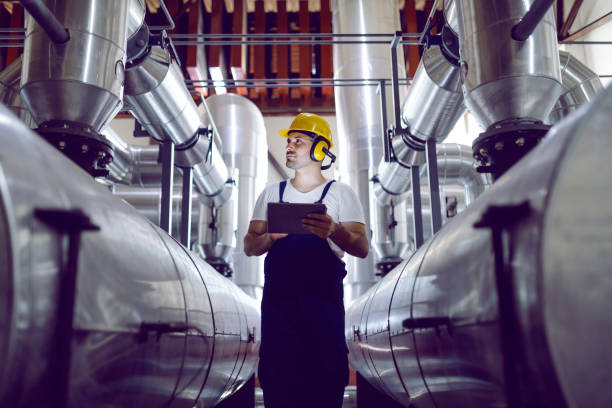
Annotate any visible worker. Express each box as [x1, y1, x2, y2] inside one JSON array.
[[244, 113, 369, 408]]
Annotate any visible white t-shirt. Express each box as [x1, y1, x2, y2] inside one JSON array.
[[251, 179, 366, 258]]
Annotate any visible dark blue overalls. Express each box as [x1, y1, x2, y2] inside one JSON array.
[[258, 180, 349, 408]]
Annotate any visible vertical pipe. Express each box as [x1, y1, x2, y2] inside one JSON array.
[[390, 32, 403, 132], [379, 81, 390, 162], [180, 167, 193, 247], [160, 140, 175, 233], [426, 138, 442, 234], [411, 166, 423, 247]]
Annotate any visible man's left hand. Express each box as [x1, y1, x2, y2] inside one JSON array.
[[302, 213, 336, 239]]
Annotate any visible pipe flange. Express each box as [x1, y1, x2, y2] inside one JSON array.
[[472, 120, 551, 180], [36, 121, 114, 178]]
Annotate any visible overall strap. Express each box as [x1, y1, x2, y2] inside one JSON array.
[[315, 180, 336, 203], [278, 180, 288, 203]]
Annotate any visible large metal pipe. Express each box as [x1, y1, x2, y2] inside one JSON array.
[[374, 45, 464, 206], [549, 50, 603, 124], [199, 94, 267, 298], [124, 46, 231, 206], [333, 0, 406, 304], [0, 103, 260, 407], [456, 0, 562, 129], [0, 56, 33, 127], [112, 184, 201, 246], [346, 84, 612, 407], [20, 0, 128, 132]]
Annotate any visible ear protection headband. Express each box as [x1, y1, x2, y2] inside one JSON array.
[[309, 135, 336, 170]]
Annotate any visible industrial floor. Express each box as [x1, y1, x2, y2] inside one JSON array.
[[254, 386, 357, 407]]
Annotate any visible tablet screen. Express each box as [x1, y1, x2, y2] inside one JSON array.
[[267, 202, 326, 234]]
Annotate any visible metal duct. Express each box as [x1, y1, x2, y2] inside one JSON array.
[[456, 0, 562, 129], [375, 45, 464, 206], [370, 191, 409, 265], [127, 0, 146, 40], [124, 46, 231, 206], [20, 0, 128, 131], [333, 0, 405, 304], [199, 197, 238, 270], [0, 56, 33, 127], [425, 143, 488, 206], [548, 50, 603, 124], [346, 84, 612, 407], [112, 184, 201, 245], [0, 104, 260, 407], [200, 94, 267, 298]]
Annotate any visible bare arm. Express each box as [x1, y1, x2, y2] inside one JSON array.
[[243, 220, 287, 256], [302, 214, 369, 258]]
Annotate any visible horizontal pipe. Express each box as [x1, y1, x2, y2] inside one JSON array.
[[19, 0, 69, 43], [0, 104, 260, 407]]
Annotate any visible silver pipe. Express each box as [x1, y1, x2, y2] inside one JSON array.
[[200, 94, 267, 298], [548, 50, 603, 124], [127, 0, 146, 40], [346, 83, 612, 407], [20, 0, 128, 131], [369, 183, 409, 263], [375, 45, 464, 206], [375, 143, 484, 206], [19, 0, 69, 44], [0, 56, 33, 127], [124, 46, 231, 206], [455, 0, 562, 129], [0, 103, 260, 407], [112, 184, 201, 246], [199, 197, 237, 264], [333, 0, 405, 305]]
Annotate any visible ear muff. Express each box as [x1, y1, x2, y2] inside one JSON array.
[[310, 135, 330, 162]]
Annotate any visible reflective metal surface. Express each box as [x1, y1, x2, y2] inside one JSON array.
[[347, 85, 612, 406], [112, 184, 201, 246], [376, 44, 464, 207], [548, 50, 603, 124], [200, 94, 267, 297], [333, 0, 405, 305], [370, 186, 409, 262], [125, 46, 201, 145], [21, 0, 128, 131], [127, 0, 146, 40], [456, 0, 563, 128], [375, 144, 483, 208], [401, 46, 464, 142], [443, 0, 459, 35], [0, 104, 260, 407], [0, 57, 33, 127], [125, 46, 231, 206]]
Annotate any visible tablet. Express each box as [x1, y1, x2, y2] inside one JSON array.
[[267, 202, 326, 234]]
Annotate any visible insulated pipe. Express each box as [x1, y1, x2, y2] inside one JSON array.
[[126, 0, 146, 40], [455, 0, 562, 129], [346, 84, 612, 407], [548, 50, 603, 124], [20, 0, 128, 131], [0, 56, 33, 127], [199, 94, 267, 298], [374, 45, 464, 206], [124, 46, 231, 206], [333, 0, 406, 304], [18, 0, 69, 44], [112, 184, 201, 245], [0, 104, 260, 407]]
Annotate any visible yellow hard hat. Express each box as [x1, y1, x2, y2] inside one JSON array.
[[278, 113, 333, 148]]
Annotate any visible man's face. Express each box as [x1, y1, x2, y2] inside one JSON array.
[[285, 131, 315, 169]]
